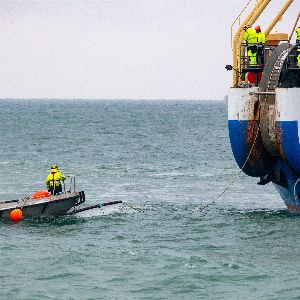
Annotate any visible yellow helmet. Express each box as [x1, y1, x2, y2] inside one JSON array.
[[51, 165, 58, 169]]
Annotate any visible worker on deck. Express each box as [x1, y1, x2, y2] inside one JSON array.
[[45, 165, 66, 195], [296, 26, 300, 67], [243, 24, 258, 67], [255, 25, 266, 65]]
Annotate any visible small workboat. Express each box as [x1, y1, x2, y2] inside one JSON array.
[[0, 176, 122, 221]]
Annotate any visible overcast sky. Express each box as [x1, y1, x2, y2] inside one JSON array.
[[0, 0, 299, 100]]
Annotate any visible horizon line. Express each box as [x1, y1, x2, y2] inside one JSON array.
[[0, 98, 226, 101]]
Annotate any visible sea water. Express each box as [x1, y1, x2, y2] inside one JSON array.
[[0, 100, 298, 300]]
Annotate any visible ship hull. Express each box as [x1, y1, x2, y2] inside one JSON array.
[[228, 87, 300, 212], [273, 160, 300, 213]]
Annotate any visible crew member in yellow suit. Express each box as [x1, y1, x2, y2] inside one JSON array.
[[45, 165, 66, 195], [243, 25, 258, 67], [296, 26, 300, 67], [255, 25, 266, 65]]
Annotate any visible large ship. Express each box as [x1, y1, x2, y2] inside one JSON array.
[[227, 0, 300, 212]]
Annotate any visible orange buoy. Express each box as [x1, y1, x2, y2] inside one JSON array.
[[10, 209, 23, 222], [31, 190, 51, 200]]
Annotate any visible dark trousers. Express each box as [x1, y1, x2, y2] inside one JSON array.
[[257, 45, 264, 65], [48, 185, 62, 195], [247, 45, 257, 54]]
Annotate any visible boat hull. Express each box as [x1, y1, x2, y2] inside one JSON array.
[[0, 191, 85, 220]]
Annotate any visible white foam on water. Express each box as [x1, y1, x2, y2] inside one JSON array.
[[75, 203, 137, 218]]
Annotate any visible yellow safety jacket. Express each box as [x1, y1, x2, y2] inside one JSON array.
[[257, 32, 266, 44], [243, 28, 258, 45], [46, 171, 66, 187], [296, 27, 300, 41]]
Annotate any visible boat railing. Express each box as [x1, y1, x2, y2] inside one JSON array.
[[239, 42, 299, 83], [63, 176, 76, 194], [239, 42, 276, 71], [230, 0, 254, 50], [285, 44, 299, 69]]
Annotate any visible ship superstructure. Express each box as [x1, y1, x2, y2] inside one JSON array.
[[227, 0, 300, 211]]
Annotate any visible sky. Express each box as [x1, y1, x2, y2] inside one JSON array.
[[0, 0, 299, 100]]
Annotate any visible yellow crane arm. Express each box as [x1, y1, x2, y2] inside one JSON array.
[[264, 0, 294, 37], [232, 0, 271, 87]]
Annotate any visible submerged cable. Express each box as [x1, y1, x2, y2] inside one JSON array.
[[124, 202, 143, 212]]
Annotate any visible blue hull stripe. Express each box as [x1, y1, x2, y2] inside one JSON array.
[[277, 121, 300, 174], [228, 120, 277, 177]]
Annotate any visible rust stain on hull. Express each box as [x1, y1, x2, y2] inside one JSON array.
[[245, 120, 270, 174], [243, 101, 278, 176]]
